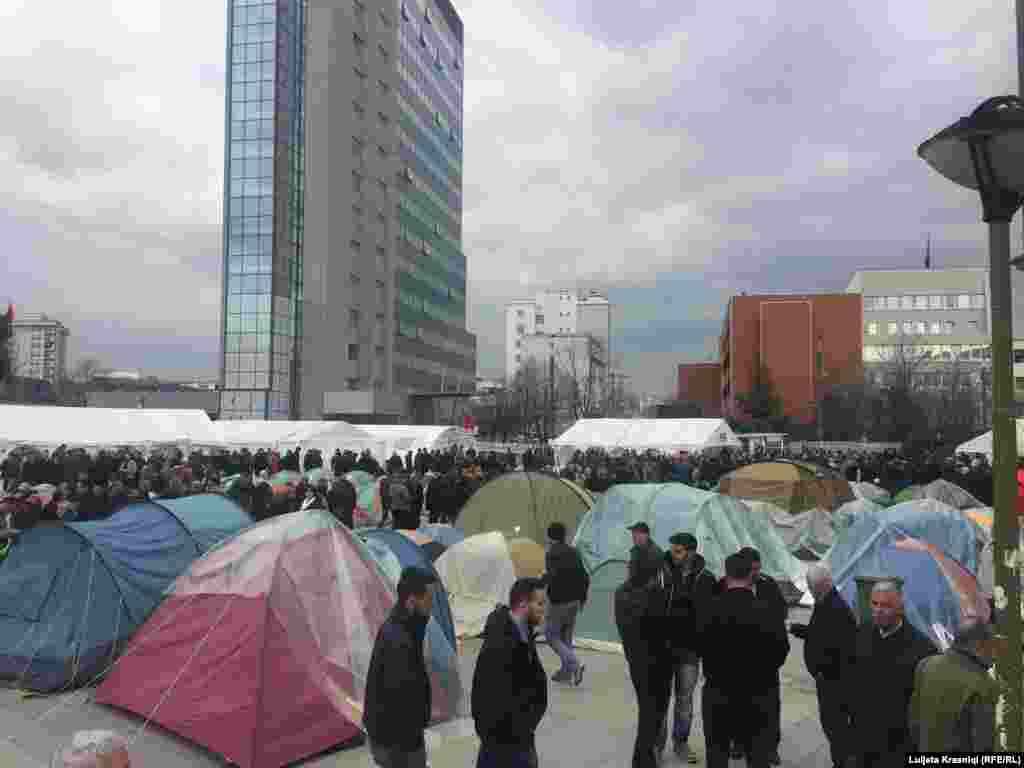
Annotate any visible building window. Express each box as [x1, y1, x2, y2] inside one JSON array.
[[1014, 350, 1024, 364], [968, 320, 979, 332], [516, 324, 525, 335], [887, 321, 898, 336], [914, 295, 928, 310], [914, 321, 926, 335], [536, 314, 545, 325], [972, 294, 986, 309], [866, 322, 878, 336], [514, 353, 521, 363], [944, 320, 954, 334], [930, 321, 941, 335], [1015, 377, 1024, 393], [886, 296, 899, 310], [349, 309, 360, 330], [929, 295, 942, 309], [516, 309, 524, 318], [901, 296, 914, 311], [903, 320, 913, 335], [347, 344, 359, 361], [958, 294, 971, 309]]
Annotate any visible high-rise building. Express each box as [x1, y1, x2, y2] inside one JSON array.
[[219, 0, 475, 422], [504, 290, 611, 383], [10, 314, 70, 388]]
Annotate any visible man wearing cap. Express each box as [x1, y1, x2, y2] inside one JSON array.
[[658, 532, 719, 764], [626, 522, 662, 580], [544, 522, 590, 685], [364, 567, 437, 768]]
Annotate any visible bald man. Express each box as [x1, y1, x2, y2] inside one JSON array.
[[850, 582, 936, 768]]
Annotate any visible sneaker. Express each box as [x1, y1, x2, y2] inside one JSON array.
[[551, 670, 571, 683], [573, 664, 585, 686], [685, 745, 700, 764]]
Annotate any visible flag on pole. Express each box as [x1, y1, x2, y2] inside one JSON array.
[[924, 235, 931, 270]]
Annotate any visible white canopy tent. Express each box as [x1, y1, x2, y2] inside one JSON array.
[[214, 420, 382, 457], [0, 405, 223, 452], [355, 425, 477, 459], [551, 418, 742, 464], [955, 420, 1024, 458]]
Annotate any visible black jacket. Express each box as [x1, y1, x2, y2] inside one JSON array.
[[471, 606, 548, 750], [363, 605, 432, 750], [664, 552, 719, 658], [851, 621, 937, 756], [790, 587, 857, 681], [545, 542, 590, 605], [698, 587, 790, 694], [754, 573, 788, 626]]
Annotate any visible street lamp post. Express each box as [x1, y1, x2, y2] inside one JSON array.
[[919, 95, 1024, 752]]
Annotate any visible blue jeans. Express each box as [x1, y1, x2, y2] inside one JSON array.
[[544, 600, 580, 676], [476, 744, 538, 768]]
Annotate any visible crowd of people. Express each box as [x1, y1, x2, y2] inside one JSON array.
[[364, 519, 999, 768], [557, 444, 994, 505]]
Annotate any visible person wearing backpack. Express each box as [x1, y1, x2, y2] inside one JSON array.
[[615, 527, 672, 768]]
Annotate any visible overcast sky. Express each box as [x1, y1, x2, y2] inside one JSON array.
[[1, 0, 1019, 397]]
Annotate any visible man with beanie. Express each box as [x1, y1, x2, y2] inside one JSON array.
[[698, 552, 789, 768], [616, 532, 672, 768], [472, 577, 549, 768], [659, 532, 718, 764], [544, 522, 590, 686], [364, 567, 437, 768]]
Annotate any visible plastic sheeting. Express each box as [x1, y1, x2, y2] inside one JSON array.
[[745, 500, 835, 559], [574, 560, 628, 653], [909, 479, 981, 511], [718, 461, 855, 513], [214, 420, 382, 457], [828, 515, 991, 649], [871, 500, 985, 576], [418, 525, 466, 548], [433, 532, 517, 638], [955, 421, 1024, 457], [551, 418, 741, 463], [159, 494, 252, 552], [457, 473, 593, 544], [851, 482, 892, 506], [353, 425, 477, 459], [96, 512, 397, 768], [0, 405, 222, 451]]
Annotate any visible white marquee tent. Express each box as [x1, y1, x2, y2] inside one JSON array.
[[354, 425, 477, 459], [0, 405, 223, 452], [955, 420, 1024, 458], [214, 420, 383, 457], [552, 418, 742, 463]]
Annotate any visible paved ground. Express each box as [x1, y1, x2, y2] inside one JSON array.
[[0, 608, 830, 768]]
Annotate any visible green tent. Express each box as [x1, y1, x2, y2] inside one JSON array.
[[457, 473, 593, 544], [574, 559, 628, 652]]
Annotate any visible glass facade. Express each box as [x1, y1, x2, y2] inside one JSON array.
[[395, 0, 466, 342], [221, 0, 306, 420]]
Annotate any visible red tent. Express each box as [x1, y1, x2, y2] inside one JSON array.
[[97, 511, 395, 768]]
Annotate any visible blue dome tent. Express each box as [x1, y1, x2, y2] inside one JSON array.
[[0, 495, 251, 692]]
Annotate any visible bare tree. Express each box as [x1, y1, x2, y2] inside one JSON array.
[[554, 336, 606, 420]]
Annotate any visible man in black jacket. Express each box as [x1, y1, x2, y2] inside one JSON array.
[[851, 580, 937, 768], [658, 532, 718, 764], [543, 522, 590, 686], [616, 542, 672, 768], [363, 567, 436, 768], [472, 577, 549, 768], [789, 564, 857, 768], [738, 546, 787, 765], [698, 552, 790, 768]]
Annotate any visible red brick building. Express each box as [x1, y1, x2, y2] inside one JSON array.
[[720, 293, 863, 425], [676, 362, 722, 416]]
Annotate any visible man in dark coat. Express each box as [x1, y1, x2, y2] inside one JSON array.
[[472, 577, 549, 768], [789, 564, 857, 768], [738, 546, 787, 764], [363, 567, 436, 768], [697, 552, 790, 768], [327, 478, 357, 528], [543, 522, 590, 685], [851, 580, 937, 768], [616, 534, 672, 768], [659, 532, 719, 764]]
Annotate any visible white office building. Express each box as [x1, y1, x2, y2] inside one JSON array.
[[11, 314, 70, 387], [504, 290, 611, 384]]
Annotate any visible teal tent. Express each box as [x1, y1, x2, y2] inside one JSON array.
[[0, 495, 251, 692]]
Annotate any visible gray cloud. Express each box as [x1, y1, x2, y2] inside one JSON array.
[[1, 0, 1018, 398]]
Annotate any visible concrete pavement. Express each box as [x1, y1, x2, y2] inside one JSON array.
[[0, 608, 832, 767]]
